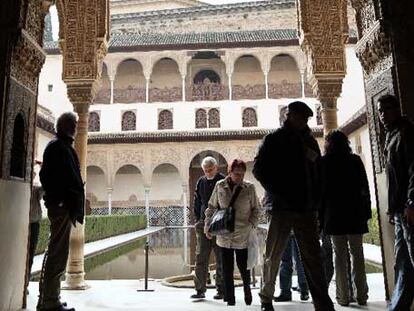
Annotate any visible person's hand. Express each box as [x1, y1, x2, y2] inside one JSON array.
[[205, 232, 213, 240], [404, 207, 414, 226], [388, 213, 395, 225]]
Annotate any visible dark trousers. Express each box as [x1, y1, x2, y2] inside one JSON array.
[[28, 222, 40, 279], [221, 247, 250, 303], [37, 208, 72, 309], [194, 221, 223, 294], [320, 231, 334, 286], [389, 214, 414, 311], [259, 211, 334, 311], [279, 233, 308, 297]]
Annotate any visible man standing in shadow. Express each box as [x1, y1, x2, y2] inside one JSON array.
[[254, 101, 335, 311], [37, 112, 84, 311]]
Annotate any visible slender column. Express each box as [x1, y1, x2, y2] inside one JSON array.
[[107, 187, 113, 215], [144, 186, 151, 227], [63, 102, 90, 290], [264, 72, 269, 99], [109, 78, 114, 104], [145, 78, 150, 103], [182, 184, 188, 227], [182, 75, 186, 102], [300, 71, 306, 98]]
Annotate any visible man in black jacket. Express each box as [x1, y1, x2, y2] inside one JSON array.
[[377, 95, 414, 311], [191, 156, 225, 300], [37, 112, 84, 311], [254, 101, 335, 311]]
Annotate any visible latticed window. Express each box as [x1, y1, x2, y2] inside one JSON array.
[[242, 108, 257, 127], [208, 108, 220, 128], [195, 109, 207, 128], [158, 110, 173, 130], [122, 111, 136, 131], [88, 112, 100, 132]]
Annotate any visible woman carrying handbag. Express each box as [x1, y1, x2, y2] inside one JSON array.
[[204, 159, 261, 306]]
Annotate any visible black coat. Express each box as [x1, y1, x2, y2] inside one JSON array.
[[253, 122, 322, 213], [320, 153, 371, 235], [193, 173, 225, 221], [40, 133, 85, 225], [384, 117, 414, 215]]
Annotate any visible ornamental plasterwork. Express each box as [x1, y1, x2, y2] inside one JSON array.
[[113, 149, 144, 174], [236, 146, 257, 162], [354, 20, 392, 76], [87, 150, 108, 174], [150, 147, 181, 171]]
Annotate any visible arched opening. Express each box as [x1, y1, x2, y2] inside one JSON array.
[[158, 110, 173, 130], [232, 55, 265, 100], [88, 112, 100, 132], [195, 109, 207, 129], [113, 165, 144, 213], [150, 163, 182, 226], [94, 63, 111, 104], [193, 70, 221, 84], [86, 166, 106, 213], [208, 108, 220, 128], [10, 113, 26, 178], [121, 111, 136, 131], [150, 58, 181, 102], [114, 59, 146, 103], [242, 107, 258, 127], [268, 54, 301, 99], [187, 53, 227, 101]]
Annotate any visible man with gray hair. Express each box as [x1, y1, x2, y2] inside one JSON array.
[[191, 156, 225, 300], [37, 112, 84, 311]]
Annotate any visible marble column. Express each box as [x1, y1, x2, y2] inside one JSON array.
[[145, 78, 150, 103], [228, 75, 232, 101], [182, 75, 186, 102], [107, 187, 113, 215], [316, 80, 342, 135], [109, 78, 114, 104], [300, 71, 306, 98], [144, 186, 151, 227], [182, 184, 188, 227], [63, 102, 90, 290]]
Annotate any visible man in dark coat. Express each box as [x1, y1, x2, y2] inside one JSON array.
[[191, 156, 225, 300], [254, 101, 335, 311], [37, 112, 84, 311], [377, 95, 414, 311]]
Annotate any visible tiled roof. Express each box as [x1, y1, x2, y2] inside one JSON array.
[[88, 127, 323, 144], [111, 0, 295, 24], [44, 28, 298, 52]]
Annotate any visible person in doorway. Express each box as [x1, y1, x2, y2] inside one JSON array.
[[274, 232, 309, 302], [204, 159, 261, 306], [320, 130, 371, 306], [254, 101, 335, 311], [191, 156, 225, 300], [26, 161, 44, 294], [377, 94, 414, 311], [37, 112, 84, 311]]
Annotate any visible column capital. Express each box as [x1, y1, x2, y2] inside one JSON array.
[[144, 185, 151, 192]]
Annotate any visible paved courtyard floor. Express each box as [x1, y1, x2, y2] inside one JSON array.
[[26, 274, 387, 311]]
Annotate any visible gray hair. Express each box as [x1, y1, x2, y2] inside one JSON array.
[[56, 112, 77, 134], [201, 156, 218, 168]]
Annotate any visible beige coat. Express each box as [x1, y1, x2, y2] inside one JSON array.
[[204, 177, 261, 249]]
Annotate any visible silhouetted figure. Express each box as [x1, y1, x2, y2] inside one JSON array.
[[37, 112, 84, 311], [254, 101, 335, 311], [377, 95, 414, 311], [320, 130, 370, 306]]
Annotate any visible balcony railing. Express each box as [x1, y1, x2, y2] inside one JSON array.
[[149, 87, 182, 102], [269, 81, 301, 99]]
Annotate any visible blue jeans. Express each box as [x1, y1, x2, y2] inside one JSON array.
[[389, 213, 414, 311], [279, 233, 309, 297]]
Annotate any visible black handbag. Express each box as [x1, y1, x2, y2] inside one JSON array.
[[208, 185, 242, 235]]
